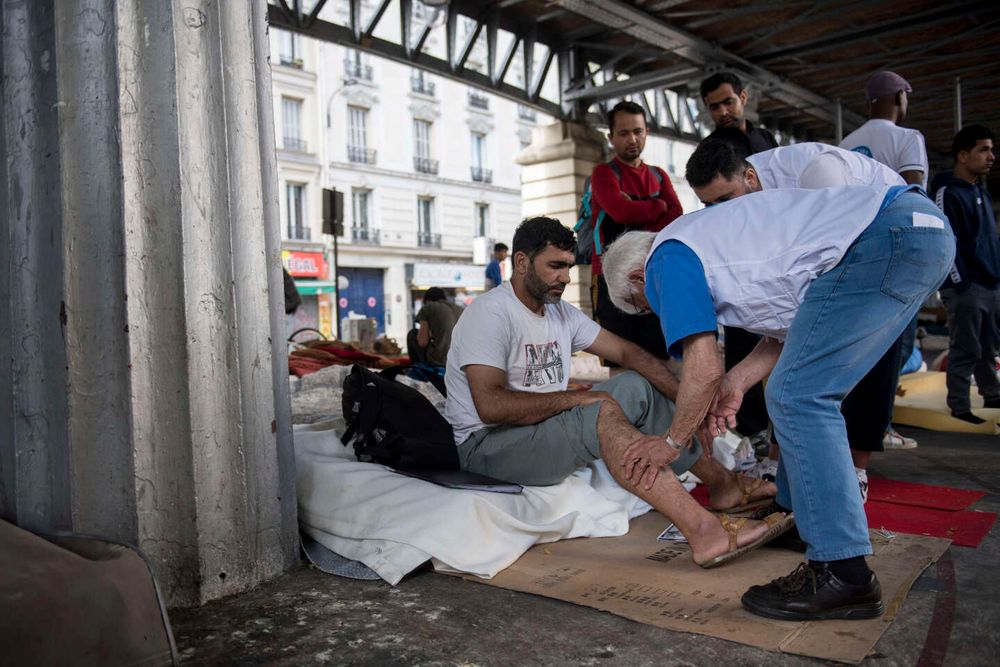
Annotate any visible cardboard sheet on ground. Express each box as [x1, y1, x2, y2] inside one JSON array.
[[893, 371, 1000, 434], [459, 513, 949, 665]]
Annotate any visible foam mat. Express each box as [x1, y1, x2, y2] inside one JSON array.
[[892, 371, 1000, 434]]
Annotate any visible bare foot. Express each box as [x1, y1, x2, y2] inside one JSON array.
[[690, 515, 776, 566], [707, 472, 777, 511]]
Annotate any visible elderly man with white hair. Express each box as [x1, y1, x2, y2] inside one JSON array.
[[601, 184, 953, 621], [685, 129, 913, 501]]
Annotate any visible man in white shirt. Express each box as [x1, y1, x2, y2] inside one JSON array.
[[684, 131, 908, 500], [602, 186, 954, 620], [841, 70, 929, 448], [445, 216, 793, 568], [840, 71, 928, 188]]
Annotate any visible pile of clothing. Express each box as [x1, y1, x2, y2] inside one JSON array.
[[288, 339, 407, 377]]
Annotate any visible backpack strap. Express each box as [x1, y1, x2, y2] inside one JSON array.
[[647, 165, 664, 196], [592, 161, 622, 256]]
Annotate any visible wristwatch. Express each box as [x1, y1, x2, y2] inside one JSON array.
[[665, 434, 686, 452]]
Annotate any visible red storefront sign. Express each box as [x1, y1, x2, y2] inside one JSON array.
[[283, 250, 328, 278]]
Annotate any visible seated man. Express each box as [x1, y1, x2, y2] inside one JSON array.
[[602, 185, 953, 620], [443, 216, 792, 569], [685, 130, 911, 499], [409, 287, 462, 367]]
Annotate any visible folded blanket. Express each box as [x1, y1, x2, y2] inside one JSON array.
[[294, 420, 653, 584]]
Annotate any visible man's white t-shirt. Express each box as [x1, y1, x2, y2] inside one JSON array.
[[444, 282, 601, 444], [839, 119, 928, 188], [748, 142, 905, 189]]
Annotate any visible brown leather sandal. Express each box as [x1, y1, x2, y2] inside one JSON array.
[[713, 475, 776, 514], [697, 511, 796, 569]]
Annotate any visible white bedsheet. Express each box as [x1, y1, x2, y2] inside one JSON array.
[[294, 419, 655, 585]]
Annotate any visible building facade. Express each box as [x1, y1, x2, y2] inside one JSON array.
[[269, 3, 700, 347], [270, 9, 535, 345]]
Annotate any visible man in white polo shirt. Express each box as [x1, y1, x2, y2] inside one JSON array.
[[684, 129, 909, 501], [602, 186, 954, 620], [840, 71, 928, 188]]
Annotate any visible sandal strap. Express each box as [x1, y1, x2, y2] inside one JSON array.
[[761, 511, 786, 527], [736, 475, 764, 506], [718, 513, 747, 551]]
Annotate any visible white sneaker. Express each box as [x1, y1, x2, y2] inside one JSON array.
[[883, 429, 918, 450], [748, 457, 778, 482], [856, 468, 869, 504]]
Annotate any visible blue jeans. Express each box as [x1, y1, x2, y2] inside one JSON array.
[[769, 192, 955, 561]]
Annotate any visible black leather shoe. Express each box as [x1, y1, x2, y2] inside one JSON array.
[[741, 562, 884, 621]]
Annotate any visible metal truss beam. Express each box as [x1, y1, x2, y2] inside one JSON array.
[[550, 0, 866, 132], [266, 1, 736, 144], [754, 1, 986, 63], [267, 3, 563, 118]]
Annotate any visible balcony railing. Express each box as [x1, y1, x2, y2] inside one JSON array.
[[517, 105, 537, 122], [414, 156, 439, 174], [347, 145, 377, 164], [288, 226, 311, 241], [344, 59, 373, 81], [410, 76, 436, 96], [279, 55, 303, 69], [283, 136, 307, 152], [471, 166, 493, 184], [351, 226, 380, 244], [417, 231, 441, 248], [468, 91, 489, 110]]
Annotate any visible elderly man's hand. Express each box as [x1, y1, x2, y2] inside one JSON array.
[[621, 435, 681, 491], [707, 375, 744, 436]]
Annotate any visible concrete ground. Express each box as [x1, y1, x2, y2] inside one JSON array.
[[170, 424, 1000, 666]]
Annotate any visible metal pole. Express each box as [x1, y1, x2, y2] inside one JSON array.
[[954, 76, 962, 135], [333, 231, 342, 340], [834, 99, 843, 145]]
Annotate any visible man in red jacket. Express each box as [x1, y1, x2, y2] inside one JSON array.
[[591, 101, 683, 367]]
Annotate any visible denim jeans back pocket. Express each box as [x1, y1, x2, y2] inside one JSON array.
[[881, 226, 955, 304]]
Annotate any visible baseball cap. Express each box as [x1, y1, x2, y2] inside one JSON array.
[[865, 71, 912, 101]]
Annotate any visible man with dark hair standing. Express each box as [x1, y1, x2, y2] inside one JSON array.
[[700, 72, 778, 154], [841, 71, 927, 188], [699, 73, 778, 455], [589, 100, 683, 368], [485, 242, 508, 290], [842, 71, 930, 447], [444, 216, 791, 568], [930, 125, 1000, 423]]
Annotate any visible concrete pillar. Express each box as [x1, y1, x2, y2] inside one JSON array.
[[516, 121, 608, 315], [1, 0, 298, 606]]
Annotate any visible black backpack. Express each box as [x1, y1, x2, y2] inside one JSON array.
[[342, 364, 459, 470]]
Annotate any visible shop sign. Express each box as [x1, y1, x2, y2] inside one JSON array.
[[411, 262, 486, 289], [283, 250, 328, 278]]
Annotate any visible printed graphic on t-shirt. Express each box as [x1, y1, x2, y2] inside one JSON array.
[[851, 146, 873, 158], [523, 341, 564, 387]]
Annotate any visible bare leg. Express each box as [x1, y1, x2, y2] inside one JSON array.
[[597, 401, 776, 565]]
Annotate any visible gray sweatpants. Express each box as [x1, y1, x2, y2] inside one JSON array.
[[456, 371, 701, 485], [941, 284, 1000, 412]]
